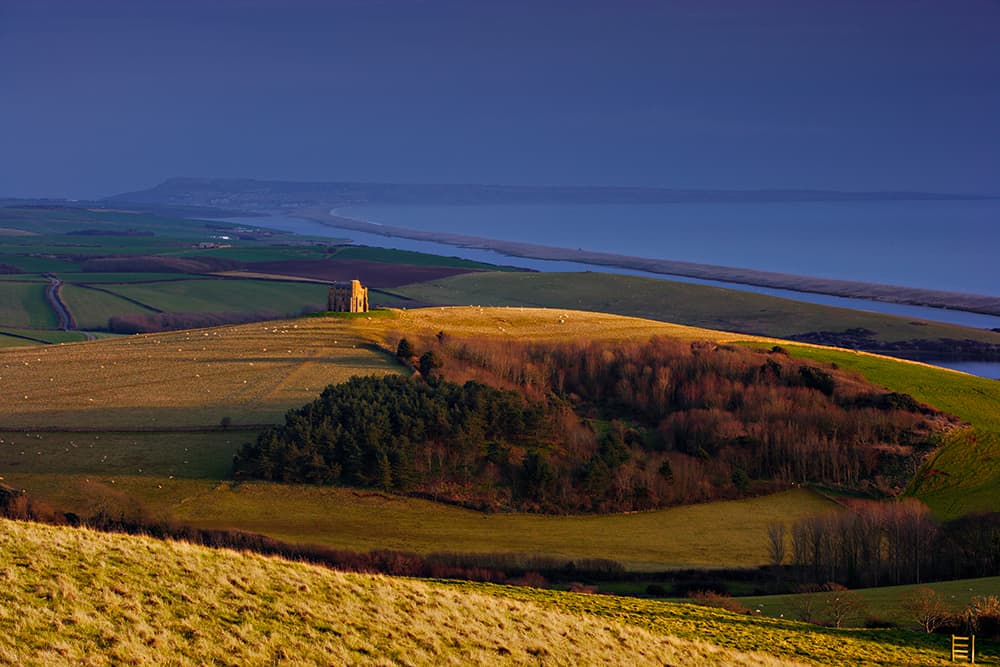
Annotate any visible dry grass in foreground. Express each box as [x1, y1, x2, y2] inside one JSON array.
[[0, 519, 801, 666]]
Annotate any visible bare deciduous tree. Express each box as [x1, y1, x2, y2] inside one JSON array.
[[767, 522, 786, 567], [967, 595, 1000, 634], [823, 583, 867, 628], [790, 584, 824, 624], [900, 586, 952, 633]]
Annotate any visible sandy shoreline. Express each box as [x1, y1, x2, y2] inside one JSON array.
[[296, 207, 1000, 319]]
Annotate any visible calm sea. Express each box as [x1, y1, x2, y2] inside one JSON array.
[[338, 200, 999, 297]]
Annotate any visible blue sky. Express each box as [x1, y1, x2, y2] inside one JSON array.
[[2, 0, 998, 198]]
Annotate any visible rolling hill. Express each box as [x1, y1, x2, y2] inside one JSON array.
[[1, 306, 998, 571], [1, 517, 984, 666]]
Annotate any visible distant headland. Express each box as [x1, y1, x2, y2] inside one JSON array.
[[110, 176, 999, 208]]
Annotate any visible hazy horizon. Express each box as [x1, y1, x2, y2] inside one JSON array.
[[3, 1, 999, 200]]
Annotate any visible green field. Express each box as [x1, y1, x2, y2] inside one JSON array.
[[739, 576, 1000, 629], [170, 244, 336, 263], [0, 283, 59, 329], [776, 346, 1000, 433], [0, 274, 47, 282], [0, 334, 43, 348], [0, 328, 88, 347], [0, 474, 836, 571], [0, 335, 44, 348], [333, 244, 516, 270], [0, 254, 80, 273], [100, 278, 328, 315], [59, 284, 157, 330], [0, 206, 233, 238], [0, 207, 310, 337], [0, 207, 366, 339], [0, 430, 249, 480], [770, 345, 1000, 518], [54, 272, 203, 283], [395, 271, 1000, 345]]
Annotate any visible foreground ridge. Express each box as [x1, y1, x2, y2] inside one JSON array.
[[0, 519, 800, 666]]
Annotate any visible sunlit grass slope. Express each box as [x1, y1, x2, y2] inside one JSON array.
[[449, 581, 995, 667], [0, 519, 803, 667], [0, 315, 403, 429], [0, 475, 835, 571], [395, 271, 1000, 344], [387, 304, 761, 342], [775, 345, 1000, 518], [165, 485, 834, 570]]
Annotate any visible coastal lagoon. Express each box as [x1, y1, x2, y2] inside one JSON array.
[[230, 211, 1000, 381], [338, 200, 999, 298], [932, 360, 1000, 381], [238, 213, 1000, 331]]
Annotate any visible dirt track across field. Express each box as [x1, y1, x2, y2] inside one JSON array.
[[44, 274, 75, 330]]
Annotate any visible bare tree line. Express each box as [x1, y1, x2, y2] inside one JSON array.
[[776, 500, 1000, 589]]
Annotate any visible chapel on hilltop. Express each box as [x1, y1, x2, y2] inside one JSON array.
[[328, 279, 369, 313]]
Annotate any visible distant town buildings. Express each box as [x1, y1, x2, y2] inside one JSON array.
[[329, 279, 369, 313]]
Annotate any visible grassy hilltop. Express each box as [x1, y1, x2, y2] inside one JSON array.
[[0, 307, 740, 430], [780, 344, 1000, 519], [394, 273, 1000, 518], [394, 271, 1000, 351], [2, 517, 988, 667]]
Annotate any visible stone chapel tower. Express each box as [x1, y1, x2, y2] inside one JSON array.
[[328, 279, 369, 313]]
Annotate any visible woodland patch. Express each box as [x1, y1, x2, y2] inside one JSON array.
[[234, 336, 957, 512]]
